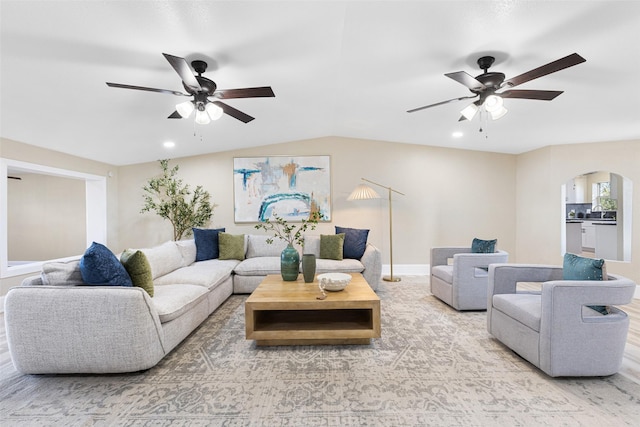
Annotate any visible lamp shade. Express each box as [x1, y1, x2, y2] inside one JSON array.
[[176, 101, 195, 118], [206, 103, 224, 120], [195, 109, 210, 125], [483, 94, 504, 112], [460, 103, 479, 121], [347, 184, 381, 201]]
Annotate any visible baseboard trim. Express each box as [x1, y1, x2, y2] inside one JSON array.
[[382, 264, 430, 276]]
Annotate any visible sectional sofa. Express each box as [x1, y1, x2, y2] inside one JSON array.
[[4, 234, 382, 374]]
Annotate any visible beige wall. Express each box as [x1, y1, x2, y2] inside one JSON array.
[[516, 139, 640, 282], [8, 174, 86, 261], [2, 135, 638, 296], [117, 136, 518, 269], [0, 138, 118, 293]]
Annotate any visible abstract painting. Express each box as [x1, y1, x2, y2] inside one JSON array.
[[233, 155, 331, 223]]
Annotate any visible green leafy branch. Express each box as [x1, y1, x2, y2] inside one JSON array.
[[254, 210, 322, 247], [141, 159, 217, 241]]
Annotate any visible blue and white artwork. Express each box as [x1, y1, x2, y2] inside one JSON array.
[[233, 155, 331, 223]]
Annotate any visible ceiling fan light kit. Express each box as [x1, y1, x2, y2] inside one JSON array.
[[409, 52, 586, 124], [106, 53, 275, 125]]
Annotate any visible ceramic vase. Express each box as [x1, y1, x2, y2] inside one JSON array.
[[302, 254, 316, 283], [280, 244, 300, 281]]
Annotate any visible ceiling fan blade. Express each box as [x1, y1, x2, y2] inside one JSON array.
[[214, 86, 275, 99], [106, 82, 188, 96], [504, 53, 586, 88], [168, 111, 182, 119], [500, 89, 564, 101], [212, 101, 255, 123], [445, 71, 486, 91], [162, 53, 202, 92], [407, 95, 477, 113]]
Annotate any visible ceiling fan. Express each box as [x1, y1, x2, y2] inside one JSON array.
[[407, 53, 586, 122], [107, 53, 275, 124]]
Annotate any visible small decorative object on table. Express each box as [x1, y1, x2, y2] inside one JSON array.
[[255, 211, 322, 281], [318, 272, 352, 292], [302, 253, 316, 283]]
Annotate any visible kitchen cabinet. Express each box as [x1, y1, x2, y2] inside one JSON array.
[[582, 222, 595, 251], [595, 223, 618, 260], [566, 222, 582, 254]]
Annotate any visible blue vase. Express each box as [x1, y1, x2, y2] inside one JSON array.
[[280, 244, 300, 281]]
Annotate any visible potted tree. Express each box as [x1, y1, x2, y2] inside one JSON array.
[[141, 159, 216, 241]]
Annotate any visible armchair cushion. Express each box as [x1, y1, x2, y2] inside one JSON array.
[[471, 237, 497, 253], [320, 233, 345, 260], [562, 253, 609, 313]]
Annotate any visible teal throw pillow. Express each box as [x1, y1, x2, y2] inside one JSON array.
[[193, 227, 225, 261], [320, 233, 345, 260], [335, 226, 369, 259], [120, 249, 154, 297], [218, 233, 245, 260], [80, 242, 133, 287], [471, 238, 497, 253], [562, 253, 609, 314]]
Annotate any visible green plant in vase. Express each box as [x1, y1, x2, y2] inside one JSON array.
[[255, 210, 322, 281]]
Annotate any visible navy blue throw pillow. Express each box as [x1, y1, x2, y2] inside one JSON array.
[[335, 226, 369, 259], [193, 228, 226, 261], [79, 242, 133, 287], [471, 238, 497, 253]]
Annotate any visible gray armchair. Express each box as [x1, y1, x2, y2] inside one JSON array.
[[487, 263, 636, 377], [430, 247, 509, 310]]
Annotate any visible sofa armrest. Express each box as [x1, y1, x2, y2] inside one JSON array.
[[430, 247, 471, 269], [20, 275, 44, 286], [4, 286, 166, 374], [360, 243, 382, 291], [538, 276, 635, 375]]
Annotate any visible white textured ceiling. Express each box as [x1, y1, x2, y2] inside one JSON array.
[[1, 1, 639, 166]]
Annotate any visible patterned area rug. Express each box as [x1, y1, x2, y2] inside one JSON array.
[[2, 276, 639, 426]]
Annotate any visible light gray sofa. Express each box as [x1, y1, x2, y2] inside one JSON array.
[[487, 263, 636, 377], [5, 234, 381, 374], [430, 247, 509, 310]]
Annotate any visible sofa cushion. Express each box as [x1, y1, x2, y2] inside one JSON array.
[[176, 239, 197, 266], [140, 241, 184, 280], [41, 260, 85, 286], [152, 284, 209, 323], [233, 257, 282, 276], [219, 233, 245, 260], [193, 228, 225, 261], [153, 259, 238, 289], [320, 233, 345, 260], [80, 242, 133, 287], [471, 237, 497, 253], [492, 293, 542, 332], [246, 234, 289, 258], [120, 249, 154, 297], [315, 258, 364, 274], [335, 226, 369, 259], [303, 235, 321, 257]]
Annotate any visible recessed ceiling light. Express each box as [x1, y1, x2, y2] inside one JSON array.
[[452, 131, 464, 138], [163, 141, 175, 148]]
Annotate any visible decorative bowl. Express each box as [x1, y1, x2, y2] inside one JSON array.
[[317, 272, 351, 292]]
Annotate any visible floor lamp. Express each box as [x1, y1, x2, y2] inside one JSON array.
[[348, 178, 405, 282]]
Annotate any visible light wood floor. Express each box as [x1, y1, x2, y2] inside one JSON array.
[[1, 296, 639, 384]]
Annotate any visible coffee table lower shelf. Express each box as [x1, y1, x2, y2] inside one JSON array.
[[248, 308, 377, 346]]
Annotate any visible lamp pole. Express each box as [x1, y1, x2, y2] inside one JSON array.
[[361, 178, 404, 282]]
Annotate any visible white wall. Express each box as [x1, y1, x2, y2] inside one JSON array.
[[117, 136, 518, 269]]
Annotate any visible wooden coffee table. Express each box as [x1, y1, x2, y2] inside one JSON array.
[[245, 273, 381, 346]]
